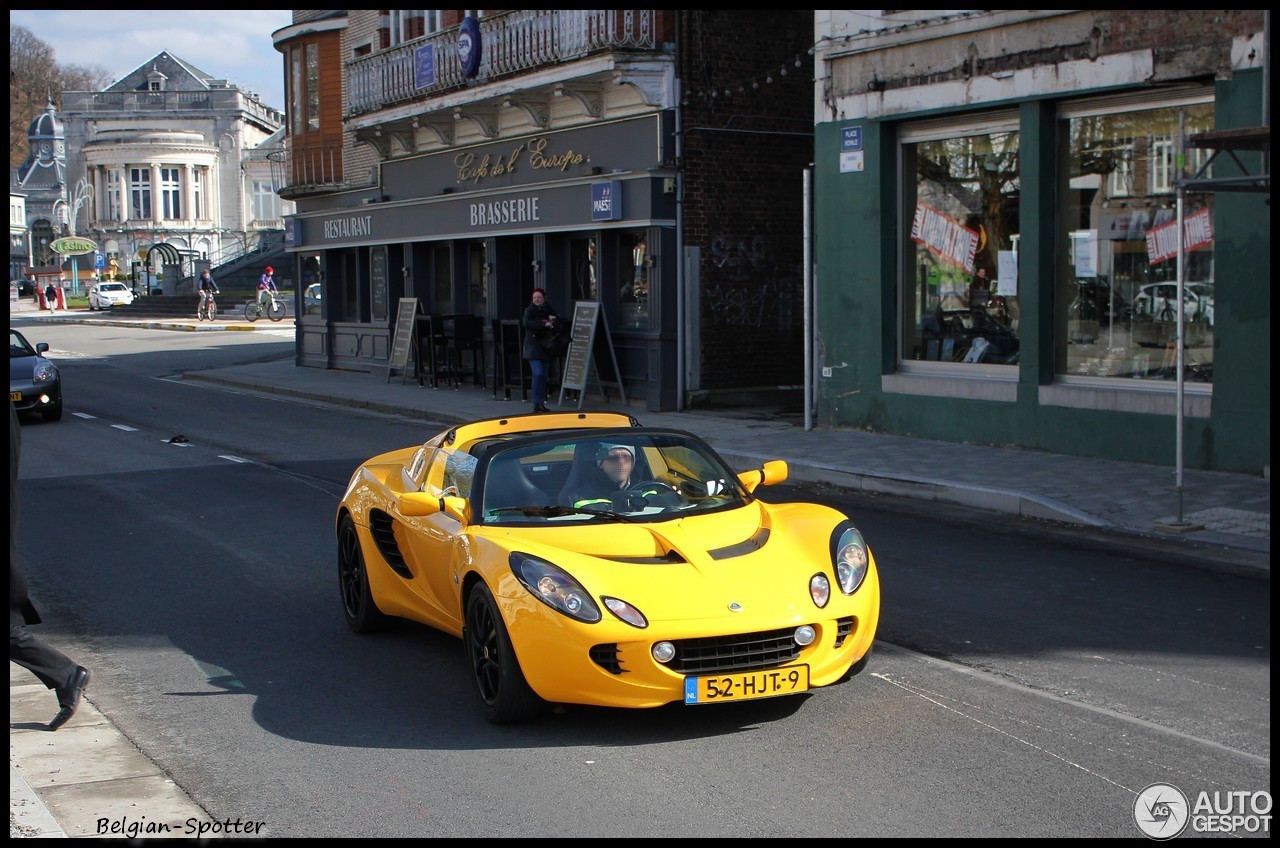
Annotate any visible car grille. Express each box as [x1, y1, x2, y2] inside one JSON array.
[[368, 510, 412, 579], [668, 627, 805, 675]]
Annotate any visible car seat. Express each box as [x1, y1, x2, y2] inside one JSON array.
[[482, 457, 548, 512]]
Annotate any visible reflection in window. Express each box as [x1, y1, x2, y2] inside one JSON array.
[[571, 237, 598, 302], [1057, 100, 1214, 383], [903, 127, 1021, 365], [620, 231, 649, 329]]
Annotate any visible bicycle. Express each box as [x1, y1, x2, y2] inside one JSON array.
[[196, 290, 218, 321], [245, 289, 287, 322]]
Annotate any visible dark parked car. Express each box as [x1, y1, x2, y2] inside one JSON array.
[[9, 328, 62, 421], [15, 278, 37, 298]]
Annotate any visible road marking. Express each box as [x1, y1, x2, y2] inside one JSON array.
[[111, 424, 139, 432], [873, 642, 1269, 766], [164, 439, 193, 448], [219, 455, 251, 463], [72, 412, 96, 419]]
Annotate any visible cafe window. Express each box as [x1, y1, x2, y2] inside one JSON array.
[[619, 231, 650, 330], [1056, 95, 1215, 384], [571, 237, 598, 302], [901, 115, 1021, 368]]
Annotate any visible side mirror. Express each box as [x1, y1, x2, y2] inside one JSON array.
[[36, 342, 50, 354], [737, 460, 788, 493], [398, 492, 470, 523]]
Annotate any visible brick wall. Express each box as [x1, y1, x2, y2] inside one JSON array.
[[679, 10, 814, 398]]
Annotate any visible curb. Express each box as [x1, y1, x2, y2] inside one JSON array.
[[10, 765, 66, 839]]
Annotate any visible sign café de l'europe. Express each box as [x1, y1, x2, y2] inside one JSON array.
[[298, 115, 664, 248]]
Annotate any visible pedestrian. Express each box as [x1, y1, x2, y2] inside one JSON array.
[[521, 287, 560, 413], [10, 403, 91, 731], [257, 266, 277, 308], [44, 281, 58, 313]]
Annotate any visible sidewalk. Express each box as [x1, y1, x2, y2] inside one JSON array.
[[10, 310, 1269, 838]]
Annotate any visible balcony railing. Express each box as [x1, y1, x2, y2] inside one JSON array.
[[347, 10, 656, 117], [264, 145, 348, 196]]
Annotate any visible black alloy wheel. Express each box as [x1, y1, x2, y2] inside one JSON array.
[[464, 582, 542, 724], [338, 515, 391, 633]]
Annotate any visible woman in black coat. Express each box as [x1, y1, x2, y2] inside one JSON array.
[[521, 288, 560, 413]]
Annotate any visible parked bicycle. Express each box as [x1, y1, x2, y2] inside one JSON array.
[[196, 290, 218, 321], [244, 289, 287, 322]]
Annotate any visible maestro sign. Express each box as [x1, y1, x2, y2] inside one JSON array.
[[50, 236, 98, 256]]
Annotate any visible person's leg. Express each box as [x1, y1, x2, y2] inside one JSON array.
[[10, 623, 77, 691], [529, 359, 547, 409]]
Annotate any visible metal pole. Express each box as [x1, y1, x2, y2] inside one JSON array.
[[803, 166, 813, 431]]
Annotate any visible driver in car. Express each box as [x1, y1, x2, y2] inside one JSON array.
[[566, 443, 675, 511]]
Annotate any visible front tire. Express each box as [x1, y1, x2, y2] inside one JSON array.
[[267, 301, 286, 322], [464, 583, 542, 724], [338, 515, 392, 633]]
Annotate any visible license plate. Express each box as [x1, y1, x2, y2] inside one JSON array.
[[10, 392, 21, 402], [684, 665, 809, 704]]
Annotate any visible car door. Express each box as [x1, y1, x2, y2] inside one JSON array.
[[395, 447, 472, 628]]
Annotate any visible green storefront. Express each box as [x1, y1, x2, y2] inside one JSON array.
[[812, 68, 1269, 475]]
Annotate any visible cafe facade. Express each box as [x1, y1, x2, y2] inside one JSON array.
[[276, 10, 816, 413], [287, 113, 679, 408]]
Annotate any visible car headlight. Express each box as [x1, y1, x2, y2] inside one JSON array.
[[830, 522, 869, 595], [33, 361, 58, 383], [509, 552, 601, 623]]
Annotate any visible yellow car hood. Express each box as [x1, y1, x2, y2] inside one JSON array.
[[479, 501, 848, 625]]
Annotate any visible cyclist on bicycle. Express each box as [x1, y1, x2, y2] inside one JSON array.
[[198, 270, 219, 305], [257, 266, 278, 308]]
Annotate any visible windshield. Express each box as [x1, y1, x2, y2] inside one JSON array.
[[477, 431, 749, 525], [100, 283, 127, 292], [9, 330, 36, 358]]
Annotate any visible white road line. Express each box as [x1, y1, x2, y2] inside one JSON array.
[[164, 440, 193, 448], [219, 455, 251, 463], [111, 424, 139, 432], [72, 412, 96, 419]]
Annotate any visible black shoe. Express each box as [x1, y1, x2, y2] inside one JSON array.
[[48, 666, 90, 732], [538, 403, 551, 413]]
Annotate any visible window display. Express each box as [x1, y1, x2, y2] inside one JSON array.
[[1056, 98, 1215, 383], [902, 123, 1021, 366], [620, 231, 649, 329]]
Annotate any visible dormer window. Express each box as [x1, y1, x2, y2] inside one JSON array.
[[147, 66, 167, 91]]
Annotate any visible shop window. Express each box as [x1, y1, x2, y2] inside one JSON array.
[[901, 120, 1021, 367], [620, 231, 650, 329], [468, 243, 488, 316], [1056, 97, 1214, 384], [571, 237, 598, 302]]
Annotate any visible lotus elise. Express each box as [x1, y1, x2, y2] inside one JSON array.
[[336, 411, 880, 723]]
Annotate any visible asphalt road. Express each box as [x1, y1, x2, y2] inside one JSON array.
[[12, 320, 1270, 837]]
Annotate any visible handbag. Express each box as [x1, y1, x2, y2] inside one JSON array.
[[539, 323, 569, 357]]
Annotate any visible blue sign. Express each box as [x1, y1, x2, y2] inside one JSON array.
[[457, 16, 482, 79], [591, 181, 622, 222], [415, 44, 436, 90], [841, 126, 863, 152], [94, 252, 104, 269]]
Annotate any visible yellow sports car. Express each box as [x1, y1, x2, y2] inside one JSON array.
[[337, 411, 880, 723]]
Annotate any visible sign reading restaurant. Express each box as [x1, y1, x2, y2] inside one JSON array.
[[323, 215, 374, 240]]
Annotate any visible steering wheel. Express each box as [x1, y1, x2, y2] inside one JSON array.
[[623, 480, 682, 509]]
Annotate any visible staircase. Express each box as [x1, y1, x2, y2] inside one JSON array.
[[109, 292, 297, 319]]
